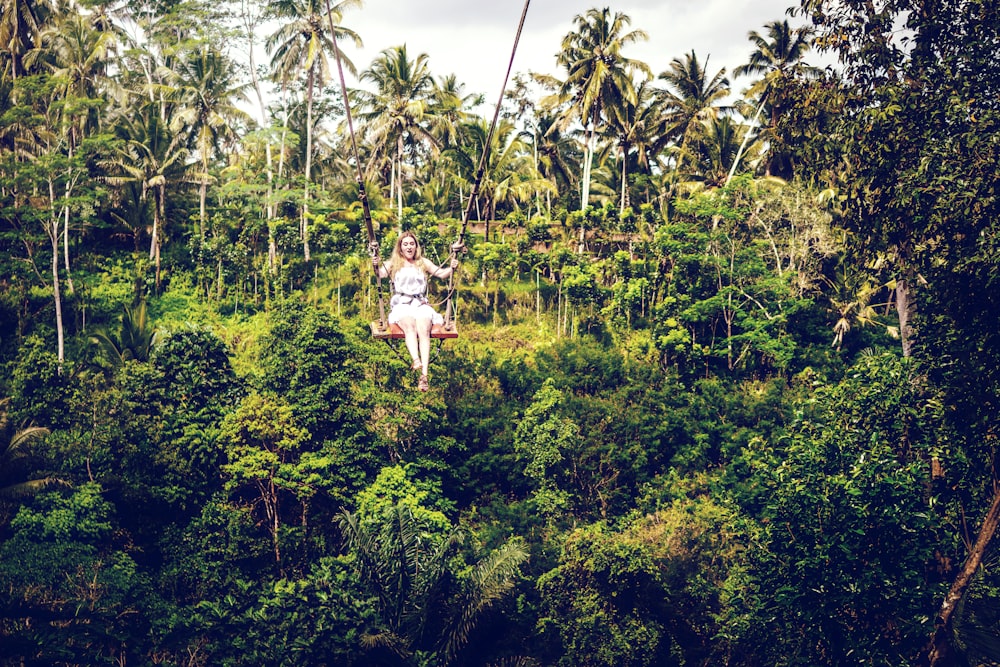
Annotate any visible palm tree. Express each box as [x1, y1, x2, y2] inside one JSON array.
[[102, 104, 189, 288], [658, 50, 730, 174], [0, 0, 52, 83], [89, 299, 157, 370], [339, 503, 527, 666], [33, 9, 120, 296], [169, 46, 252, 241], [532, 111, 581, 213], [0, 399, 65, 525], [548, 8, 650, 221], [353, 44, 440, 223], [267, 0, 362, 261], [36, 9, 118, 132], [695, 115, 746, 186], [446, 118, 549, 241], [428, 73, 479, 149], [729, 19, 822, 181], [607, 78, 667, 214]]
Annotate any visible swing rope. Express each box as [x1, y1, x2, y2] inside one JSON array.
[[443, 0, 532, 331], [325, 0, 531, 334], [324, 0, 388, 330]]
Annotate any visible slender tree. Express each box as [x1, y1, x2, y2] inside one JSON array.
[[608, 78, 667, 213], [657, 50, 730, 176], [101, 104, 189, 288], [169, 46, 251, 242], [545, 7, 650, 248], [267, 0, 362, 261], [353, 44, 439, 223], [0, 0, 52, 83], [730, 19, 821, 181]]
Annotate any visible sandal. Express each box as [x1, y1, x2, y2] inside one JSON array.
[[412, 360, 422, 371], [418, 375, 429, 392]]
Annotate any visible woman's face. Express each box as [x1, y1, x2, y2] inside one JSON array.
[[400, 236, 417, 260]]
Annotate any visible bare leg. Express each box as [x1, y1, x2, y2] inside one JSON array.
[[397, 317, 420, 369], [414, 312, 433, 377]]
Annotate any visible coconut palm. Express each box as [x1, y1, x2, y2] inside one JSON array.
[[446, 118, 548, 240], [532, 111, 581, 211], [428, 73, 479, 149], [0, 0, 52, 83], [267, 0, 362, 260], [0, 399, 65, 525], [339, 503, 527, 666], [658, 50, 730, 174], [89, 299, 156, 370], [607, 78, 667, 214], [35, 9, 119, 133], [168, 46, 252, 241], [101, 104, 189, 288], [32, 9, 122, 297], [730, 19, 822, 181], [695, 115, 747, 186], [353, 44, 440, 223], [548, 8, 650, 219]]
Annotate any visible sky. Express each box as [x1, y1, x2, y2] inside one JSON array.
[[342, 0, 818, 108]]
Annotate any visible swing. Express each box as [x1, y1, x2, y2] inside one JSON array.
[[369, 321, 459, 340], [325, 0, 531, 344]]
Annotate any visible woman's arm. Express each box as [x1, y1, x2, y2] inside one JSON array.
[[372, 258, 389, 279], [427, 258, 458, 280], [429, 262, 451, 279]]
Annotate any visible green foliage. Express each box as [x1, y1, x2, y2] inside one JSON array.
[[7, 335, 76, 429], [354, 464, 453, 535], [144, 327, 241, 508], [513, 378, 578, 519], [220, 392, 316, 562], [3, 0, 998, 663], [0, 398, 60, 517], [339, 499, 528, 666], [537, 500, 746, 667], [0, 483, 149, 665], [257, 298, 362, 446], [736, 352, 943, 665], [89, 299, 156, 370], [159, 497, 269, 603]]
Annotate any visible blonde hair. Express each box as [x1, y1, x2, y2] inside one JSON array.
[[387, 231, 433, 277]]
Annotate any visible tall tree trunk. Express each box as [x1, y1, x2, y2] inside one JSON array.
[[580, 128, 594, 255], [619, 149, 628, 216], [152, 185, 165, 289], [199, 166, 207, 242], [396, 136, 405, 224], [148, 187, 159, 262], [62, 142, 76, 295], [243, 4, 277, 275], [726, 93, 768, 187], [62, 196, 74, 296], [47, 181, 65, 367], [274, 97, 290, 275], [896, 273, 916, 358], [302, 68, 314, 262]]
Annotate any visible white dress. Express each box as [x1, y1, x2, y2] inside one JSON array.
[[387, 263, 444, 325]]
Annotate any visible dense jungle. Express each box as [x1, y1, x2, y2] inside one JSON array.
[[2, 0, 1000, 664]]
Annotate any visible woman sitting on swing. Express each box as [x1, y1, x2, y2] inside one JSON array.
[[374, 231, 460, 391]]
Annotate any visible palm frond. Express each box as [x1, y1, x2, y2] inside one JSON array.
[[440, 539, 529, 665], [0, 477, 70, 500]]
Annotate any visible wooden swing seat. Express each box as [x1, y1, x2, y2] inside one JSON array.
[[370, 321, 459, 340]]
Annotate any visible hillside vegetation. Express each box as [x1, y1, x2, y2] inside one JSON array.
[[2, 1, 1000, 665]]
